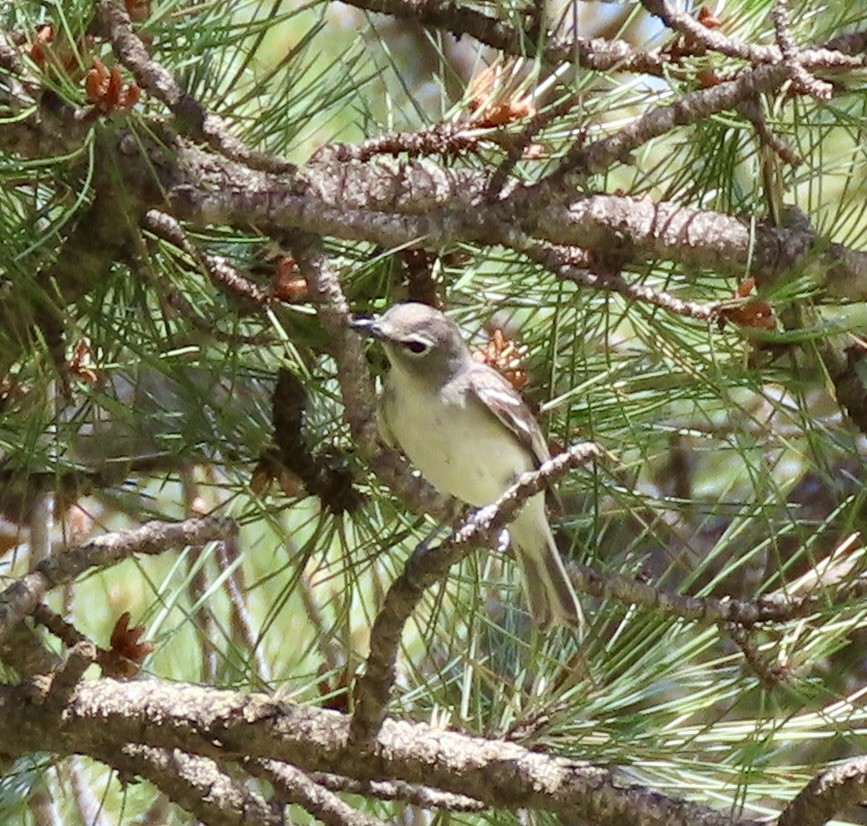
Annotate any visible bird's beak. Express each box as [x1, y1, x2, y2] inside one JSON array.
[[348, 315, 384, 339]]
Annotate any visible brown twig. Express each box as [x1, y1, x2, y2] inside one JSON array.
[[528, 62, 796, 200], [44, 640, 97, 710], [31, 603, 90, 650], [308, 772, 485, 812], [268, 368, 363, 515], [642, 0, 774, 63], [337, 0, 668, 76], [825, 29, 867, 55], [569, 557, 861, 628], [519, 239, 720, 321], [771, 0, 834, 99], [829, 345, 867, 436], [311, 123, 484, 164], [0, 517, 236, 642], [94, 0, 294, 173], [737, 97, 803, 167], [254, 761, 389, 826], [144, 210, 271, 307], [644, 0, 865, 71], [725, 623, 789, 691]]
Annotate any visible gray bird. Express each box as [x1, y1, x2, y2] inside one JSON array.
[[351, 302, 584, 631]]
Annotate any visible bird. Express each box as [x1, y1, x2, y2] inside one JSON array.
[[350, 301, 584, 631]]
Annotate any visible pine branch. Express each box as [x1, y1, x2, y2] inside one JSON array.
[[0, 517, 236, 642], [0, 676, 762, 826]]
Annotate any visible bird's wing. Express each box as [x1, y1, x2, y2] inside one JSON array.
[[467, 365, 551, 469]]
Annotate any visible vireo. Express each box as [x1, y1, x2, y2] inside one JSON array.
[[351, 302, 584, 631]]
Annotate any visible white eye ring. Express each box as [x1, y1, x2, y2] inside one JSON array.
[[402, 338, 431, 355]]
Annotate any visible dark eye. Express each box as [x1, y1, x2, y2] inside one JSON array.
[[403, 339, 430, 355]]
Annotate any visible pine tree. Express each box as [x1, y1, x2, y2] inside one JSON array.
[[1, 1, 867, 823]]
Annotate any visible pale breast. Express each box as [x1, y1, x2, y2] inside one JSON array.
[[382, 374, 535, 507]]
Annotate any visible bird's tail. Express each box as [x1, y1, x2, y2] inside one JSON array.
[[510, 508, 585, 633]]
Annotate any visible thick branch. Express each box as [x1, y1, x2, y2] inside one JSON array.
[[0, 33, 89, 158], [1, 677, 756, 826], [531, 197, 848, 292], [169, 156, 867, 303], [777, 756, 867, 826]]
